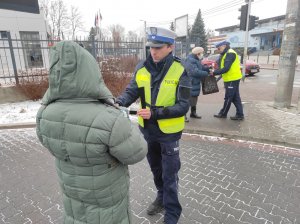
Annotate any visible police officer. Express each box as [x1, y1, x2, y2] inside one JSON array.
[[116, 27, 191, 224], [212, 40, 244, 120]]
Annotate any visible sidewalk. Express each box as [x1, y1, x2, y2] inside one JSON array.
[[185, 101, 300, 148], [260, 63, 300, 71], [1, 100, 299, 149]]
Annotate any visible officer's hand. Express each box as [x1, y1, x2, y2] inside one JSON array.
[[137, 109, 151, 119]]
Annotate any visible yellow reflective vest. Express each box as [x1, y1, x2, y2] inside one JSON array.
[[220, 49, 242, 82], [135, 61, 185, 134]]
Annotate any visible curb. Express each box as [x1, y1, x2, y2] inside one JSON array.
[[0, 122, 36, 130], [183, 128, 300, 150], [260, 67, 300, 71], [1, 122, 299, 149]]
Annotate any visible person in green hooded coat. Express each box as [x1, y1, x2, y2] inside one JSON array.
[[36, 41, 147, 224]]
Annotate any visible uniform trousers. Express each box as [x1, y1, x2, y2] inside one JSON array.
[[146, 140, 182, 224], [219, 79, 244, 117]]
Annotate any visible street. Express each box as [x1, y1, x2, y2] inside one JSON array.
[[200, 69, 300, 104], [0, 129, 299, 224]]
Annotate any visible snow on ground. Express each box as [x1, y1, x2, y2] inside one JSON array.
[[0, 100, 42, 124], [0, 100, 138, 124]]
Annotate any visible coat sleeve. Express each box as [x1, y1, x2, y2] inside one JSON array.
[[184, 58, 208, 78], [108, 114, 147, 165], [116, 77, 139, 107], [191, 62, 209, 78], [116, 61, 144, 107]]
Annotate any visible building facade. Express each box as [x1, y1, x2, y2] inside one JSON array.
[[0, 0, 49, 74], [209, 15, 285, 53]]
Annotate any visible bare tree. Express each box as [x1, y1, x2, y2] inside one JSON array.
[[56, 0, 68, 39], [108, 24, 125, 46], [49, 0, 58, 38], [100, 28, 110, 40], [127, 31, 138, 41], [68, 5, 83, 40], [47, 0, 68, 39], [39, 0, 50, 18]]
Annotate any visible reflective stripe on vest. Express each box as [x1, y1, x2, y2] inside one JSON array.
[[135, 61, 185, 134], [221, 49, 242, 82]]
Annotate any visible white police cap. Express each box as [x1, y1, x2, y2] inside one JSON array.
[[146, 27, 177, 47]]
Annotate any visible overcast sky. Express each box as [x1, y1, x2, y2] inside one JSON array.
[[62, 0, 288, 36]]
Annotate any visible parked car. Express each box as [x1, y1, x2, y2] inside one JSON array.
[[201, 54, 260, 76]]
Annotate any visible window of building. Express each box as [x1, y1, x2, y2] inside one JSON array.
[[0, 31, 8, 39], [19, 31, 44, 68]]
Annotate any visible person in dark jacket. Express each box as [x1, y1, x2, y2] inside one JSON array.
[[184, 47, 209, 121], [212, 40, 244, 120], [116, 27, 191, 224]]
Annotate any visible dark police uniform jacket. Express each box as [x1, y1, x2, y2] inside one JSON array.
[[116, 53, 191, 142]]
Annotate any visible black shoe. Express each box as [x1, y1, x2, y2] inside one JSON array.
[[147, 198, 164, 215], [214, 114, 227, 118], [230, 116, 244, 120], [190, 113, 202, 119], [185, 116, 189, 122]]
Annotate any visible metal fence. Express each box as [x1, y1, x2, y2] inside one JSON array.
[[0, 33, 145, 86], [2, 33, 297, 87]]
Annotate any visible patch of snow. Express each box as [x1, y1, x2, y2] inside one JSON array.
[[0, 100, 42, 124], [0, 100, 138, 124]]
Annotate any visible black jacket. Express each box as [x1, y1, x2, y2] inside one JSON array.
[[116, 53, 191, 142]]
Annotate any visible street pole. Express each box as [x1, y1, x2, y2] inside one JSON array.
[[140, 20, 147, 59], [186, 14, 189, 58], [274, 0, 300, 109], [298, 89, 300, 111], [242, 0, 252, 80]]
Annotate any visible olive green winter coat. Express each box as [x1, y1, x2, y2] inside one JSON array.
[[36, 41, 147, 224]]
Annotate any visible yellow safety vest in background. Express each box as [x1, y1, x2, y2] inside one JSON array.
[[135, 61, 185, 134], [221, 49, 242, 82]]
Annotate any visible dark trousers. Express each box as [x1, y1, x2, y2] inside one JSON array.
[[219, 79, 244, 117], [189, 96, 198, 107], [146, 140, 182, 224]]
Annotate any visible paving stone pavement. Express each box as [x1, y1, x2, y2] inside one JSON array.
[[0, 129, 300, 224], [185, 101, 300, 148]]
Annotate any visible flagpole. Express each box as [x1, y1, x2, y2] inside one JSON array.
[[98, 9, 102, 57]]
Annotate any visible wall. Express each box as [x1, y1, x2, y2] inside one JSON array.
[[0, 8, 50, 75]]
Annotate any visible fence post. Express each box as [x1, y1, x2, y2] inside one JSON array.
[[91, 35, 96, 59], [7, 32, 19, 85]]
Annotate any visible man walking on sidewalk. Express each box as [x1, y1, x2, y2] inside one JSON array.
[[211, 40, 244, 120]]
